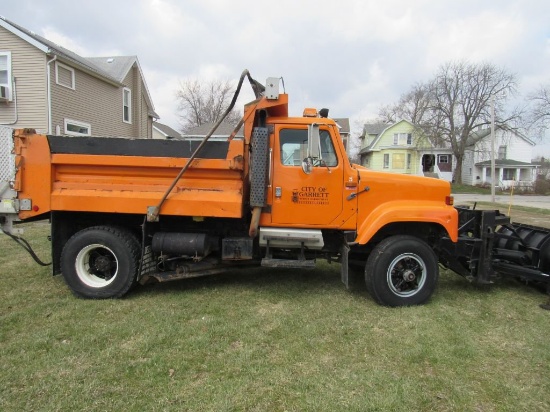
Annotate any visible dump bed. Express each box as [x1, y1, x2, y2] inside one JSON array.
[[2, 129, 247, 222]]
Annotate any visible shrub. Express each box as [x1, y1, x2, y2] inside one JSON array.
[[534, 178, 550, 195]]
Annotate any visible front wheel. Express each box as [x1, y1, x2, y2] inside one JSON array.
[[365, 235, 438, 306], [60, 226, 141, 298]]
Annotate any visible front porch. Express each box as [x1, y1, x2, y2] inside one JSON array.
[[420, 151, 454, 182], [475, 160, 537, 190]]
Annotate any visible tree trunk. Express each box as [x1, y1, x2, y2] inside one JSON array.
[[453, 153, 463, 184]]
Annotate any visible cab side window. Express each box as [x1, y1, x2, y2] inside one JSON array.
[[280, 129, 338, 167], [280, 129, 307, 166], [319, 130, 338, 167]]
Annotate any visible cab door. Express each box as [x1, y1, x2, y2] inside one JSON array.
[[270, 125, 344, 226]]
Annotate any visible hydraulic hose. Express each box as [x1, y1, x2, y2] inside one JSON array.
[[1, 230, 52, 266], [147, 69, 263, 222]]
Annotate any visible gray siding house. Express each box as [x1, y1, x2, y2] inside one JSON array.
[[152, 121, 181, 139], [0, 17, 158, 138]]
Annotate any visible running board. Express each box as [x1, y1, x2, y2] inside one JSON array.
[[261, 258, 316, 269]]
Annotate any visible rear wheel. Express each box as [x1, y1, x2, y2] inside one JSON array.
[[61, 226, 140, 298], [365, 235, 438, 306]]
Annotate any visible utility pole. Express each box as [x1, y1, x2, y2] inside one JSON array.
[[491, 95, 495, 203]]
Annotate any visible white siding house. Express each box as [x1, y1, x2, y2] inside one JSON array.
[[462, 127, 537, 190]]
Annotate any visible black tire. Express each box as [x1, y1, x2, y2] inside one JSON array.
[[60, 226, 141, 299], [365, 235, 438, 307]]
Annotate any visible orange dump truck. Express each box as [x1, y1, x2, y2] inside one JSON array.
[[2, 72, 547, 306]]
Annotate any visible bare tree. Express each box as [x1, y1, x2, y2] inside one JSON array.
[[379, 82, 431, 125], [384, 61, 519, 183], [346, 120, 365, 164], [176, 79, 242, 133], [526, 85, 550, 136], [379, 82, 447, 148], [429, 62, 519, 182]]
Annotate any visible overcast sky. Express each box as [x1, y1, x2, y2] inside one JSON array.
[[2, 0, 550, 154]]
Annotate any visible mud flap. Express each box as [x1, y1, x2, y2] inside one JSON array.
[[341, 243, 350, 289]]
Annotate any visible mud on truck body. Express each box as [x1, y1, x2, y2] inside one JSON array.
[[1, 71, 549, 307]]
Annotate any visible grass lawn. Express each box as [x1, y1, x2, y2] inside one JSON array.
[[1, 222, 549, 411], [451, 184, 493, 194]]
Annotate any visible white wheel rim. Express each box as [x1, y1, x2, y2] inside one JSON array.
[[75, 244, 119, 288], [386, 252, 427, 297]]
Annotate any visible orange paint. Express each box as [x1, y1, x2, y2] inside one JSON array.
[[10, 93, 458, 243]]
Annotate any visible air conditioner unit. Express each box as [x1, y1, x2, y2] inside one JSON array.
[[0, 85, 10, 101]]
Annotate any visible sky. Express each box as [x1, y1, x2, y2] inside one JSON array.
[[2, 0, 550, 155]]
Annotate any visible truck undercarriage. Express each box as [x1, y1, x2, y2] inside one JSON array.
[[41, 204, 550, 306]]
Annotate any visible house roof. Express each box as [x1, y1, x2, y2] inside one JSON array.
[[362, 122, 388, 137], [153, 122, 181, 138], [467, 126, 536, 147], [86, 56, 138, 83], [475, 159, 536, 168], [183, 122, 244, 138], [0, 16, 158, 118], [361, 119, 414, 153], [466, 128, 491, 147], [333, 118, 350, 134], [1, 17, 121, 85]]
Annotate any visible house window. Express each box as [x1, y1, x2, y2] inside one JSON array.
[[498, 145, 507, 160], [383, 153, 390, 168], [503, 168, 516, 180], [123, 87, 132, 123], [393, 133, 412, 146], [438, 155, 449, 163], [407, 153, 412, 169], [64, 118, 91, 136], [392, 153, 405, 169], [0, 52, 12, 100], [55, 62, 75, 89]]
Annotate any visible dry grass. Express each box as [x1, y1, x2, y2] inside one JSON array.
[[1, 221, 549, 411]]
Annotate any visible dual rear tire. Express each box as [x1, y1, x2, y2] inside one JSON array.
[[60, 226, 140, 299]]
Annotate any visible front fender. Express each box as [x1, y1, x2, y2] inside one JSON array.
[[356, 200, 458, 244]]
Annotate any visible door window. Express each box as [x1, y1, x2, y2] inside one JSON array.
[[279, 128, 337, 166]]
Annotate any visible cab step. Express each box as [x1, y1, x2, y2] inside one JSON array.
[[261, 258, 316, 269]]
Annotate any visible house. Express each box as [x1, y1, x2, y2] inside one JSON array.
[[182, 122, 244, 141], [462, 127, 537, 189], [333, 118, 350, 150], [359, 119, 454, 181], [153, 121, 181, 139], [0, 16, 158, 138], [359, 119, 538, 188]]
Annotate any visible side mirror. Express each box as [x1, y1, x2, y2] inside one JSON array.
[[308, 124, 320, 160]]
